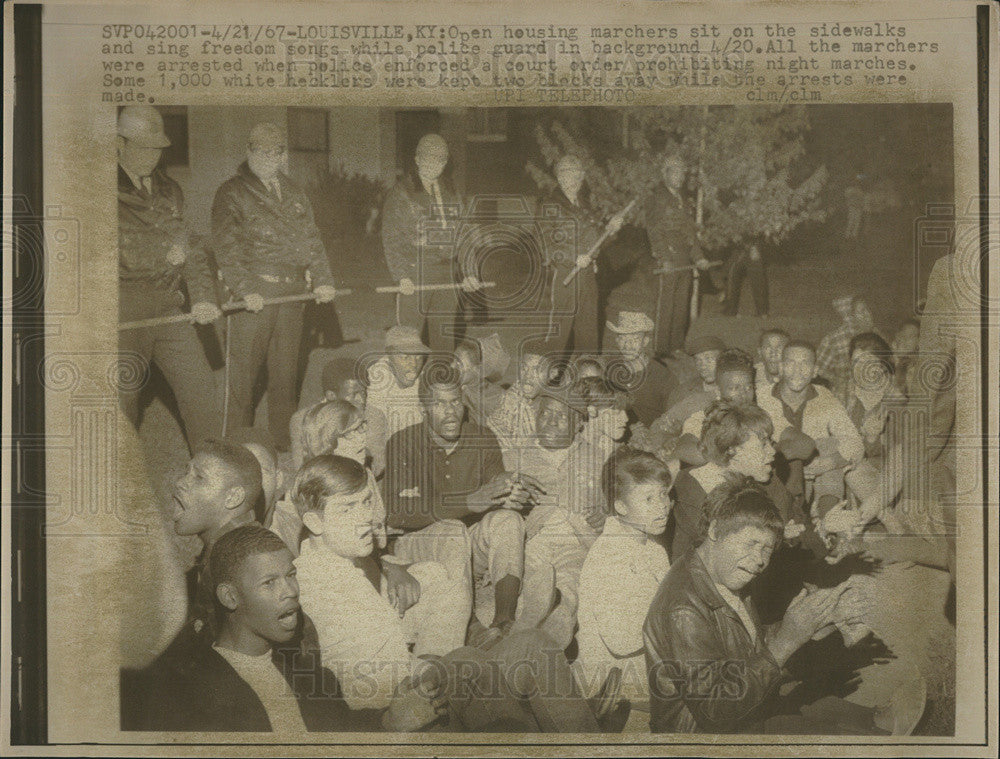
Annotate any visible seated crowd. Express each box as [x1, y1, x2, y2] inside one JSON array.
[[123, 296, 946, 735]]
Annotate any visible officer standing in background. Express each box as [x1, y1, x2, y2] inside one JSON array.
[[645, 152, 712, 358], [117, 105, 222, 452], [211, 122, 337, 450], [534, 154, 625, 357], [381, 133, 481, 353]]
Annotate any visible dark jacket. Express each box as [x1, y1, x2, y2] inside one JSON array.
[[118, 165, 215, 307], [643, 549, 783, 734], [380, 172, 463, 282], [211, 162, 333, 299], [537, 187, 603, 269], [644, 188, 701, 269], [607, 354, 680, 428], [121, 628, 382, 732]]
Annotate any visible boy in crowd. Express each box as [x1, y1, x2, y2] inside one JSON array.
[[367, 326, 431, 440], [576, 448, 672, 718], [603, 310, 678, 428], [171, 439, 263, 636], [666, 334, 725, 410], [295, 455, 607, 732], [757, 340, 864, 517], [123, 524, 444, 732], [291, 357, 388, 477], [756, 328, 789, 398], [513, 380, 628, 648], [644, 478, 876, 734], [816, 294, 875, 404], [452, 338, 504, 427]]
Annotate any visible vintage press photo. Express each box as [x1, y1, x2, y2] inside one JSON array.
[[3, 0, 998, 755]]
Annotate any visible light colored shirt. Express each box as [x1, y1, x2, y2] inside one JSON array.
[[213, 645, 307, 733], [754, 360, 779, 399], [366, 357, 424, 440], [757, 383, 864, 465], [516, 430, 616, 541], [295, 538, 416, 710], [576, 516, 670, 700]]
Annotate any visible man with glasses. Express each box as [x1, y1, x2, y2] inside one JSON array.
[[212, 121, 338, 450]]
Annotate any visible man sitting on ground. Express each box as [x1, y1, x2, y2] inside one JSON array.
[[122, 524, 444, 732], [382, 372, 541, 648], [644, 478, 878, 735]]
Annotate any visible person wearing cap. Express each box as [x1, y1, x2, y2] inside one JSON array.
[[666, 334, 726, 411], [381, 133, 480, 353], [509, 380, 626, 649], [644, 152, 713, 357], [365, 325, 431, 441], [211, 121, 338, 450], [532, 154, 626, 356], [816, 294, 876, 405], [603, 310, 679, 428], [117, 104, 223, 451]]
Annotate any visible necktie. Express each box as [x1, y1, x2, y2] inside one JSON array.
[[430, 180, 446, 226], [140, 176, 152, 196], [270, 180, 282, 202]]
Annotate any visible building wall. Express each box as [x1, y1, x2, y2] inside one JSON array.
[[168, 106, 399, 236]]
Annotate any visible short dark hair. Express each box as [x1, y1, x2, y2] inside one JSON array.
[[699, 401, 774, 466], [322, 357, 365, 394], [715, 348, 755, 383], [195, 439, 263, 509], [758, 328, 790, 347], [290, 454, 368, 519], [698, 475, 783, 542], [602, 446, 672, 513], [209, 524, 289, 591], [849, 331, 894, 376], [418, 360, 465, 406], [782, 339, 817, 361]]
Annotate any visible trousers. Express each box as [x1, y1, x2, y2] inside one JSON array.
[[224, 282, 305, 449], [395, 262, 462, 353], [118, 286, 222, 452], [654, 270, 692, 357]]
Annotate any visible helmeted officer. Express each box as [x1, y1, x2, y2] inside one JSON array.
[[117, 104, 222, 451], [211, 122, 337, 450]]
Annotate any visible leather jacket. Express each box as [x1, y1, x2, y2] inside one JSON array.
[[211, 162, 333, 298], [643, 549, 783, 733], [118, 166, 215, 306]]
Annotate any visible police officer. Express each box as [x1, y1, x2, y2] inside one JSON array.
[[381, 133, 481, 353], [533, 154, 624, 357], [211, 122, 337, 450], [117, 105, 222, 451], [645, 153, 712, 358]]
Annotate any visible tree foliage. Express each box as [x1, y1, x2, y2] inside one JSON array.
[[527, 106, 828, 254]]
